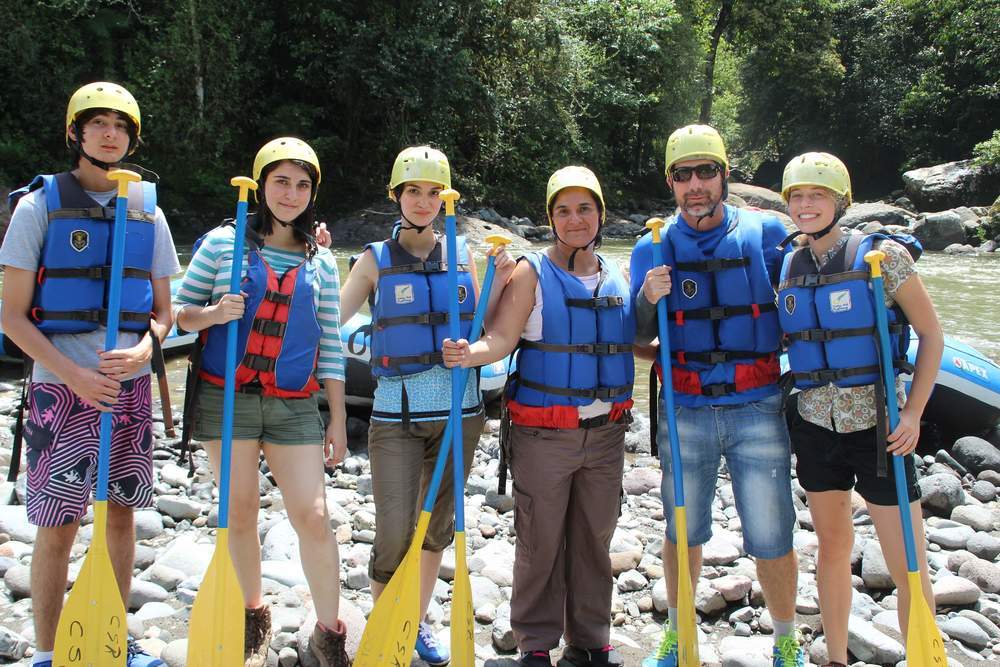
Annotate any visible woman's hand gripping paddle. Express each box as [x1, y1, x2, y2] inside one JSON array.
[[186, 176, 257, 666], [53, 169, 140, 666], [864, 250, 947, 666], [353, 220, 511, 665], [646, 218, 699, 667]]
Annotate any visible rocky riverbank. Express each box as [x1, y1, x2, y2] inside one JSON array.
[[0, 382, 998, 666]]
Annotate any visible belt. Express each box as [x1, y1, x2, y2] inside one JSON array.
[[577, 413, 626, 429]]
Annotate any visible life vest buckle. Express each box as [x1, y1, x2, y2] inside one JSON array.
[[707, 306, 728, 321], [251, 319, 287, 337], [701, 382, 737, 397], [797, 328, 835, 342], [800, 274, 822, 287]]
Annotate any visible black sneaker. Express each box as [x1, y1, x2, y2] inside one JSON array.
[[521, 650, 553, 666], [558, 645, 624, 667]]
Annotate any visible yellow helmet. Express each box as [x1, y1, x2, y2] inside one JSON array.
[[545, 166, 606, 224], [253, 137, 322, 200], [65, 82, 141, 143], [664, 124, 728, 175], [781, 152, 852, 205], [387, 146, 451, 199]]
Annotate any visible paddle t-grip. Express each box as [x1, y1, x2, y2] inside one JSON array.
[[107, 168, 141, 197], [864, 249, 886, 278], [645, 217, 666, 244], [231, 175, 258, 202], [440, 188, 460, 216]]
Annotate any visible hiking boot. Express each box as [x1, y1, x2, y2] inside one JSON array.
[[641, 627, 678, 667], [310, 620, 350, 667], [773, 634, 805, 667], [244, 605, 272, 667], [520, 650, 553, 666], [557, 644, 624, 666], [415, 622, 449, 665]]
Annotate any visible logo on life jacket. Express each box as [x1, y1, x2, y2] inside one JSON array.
[[784, 294, 796, 315], [394, 283, 414, 305], [829, 289, 852, 313], [457, 285, 468, 304], [70, 229, 89, 252], [681, 279, 698, 299]]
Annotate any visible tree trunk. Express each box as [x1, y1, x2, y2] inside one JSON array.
[[699, 0, 734, 124], [188, 0, 204, 121]]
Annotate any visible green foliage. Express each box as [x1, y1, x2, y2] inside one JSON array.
[[2, 0, 997, 221], [973, 130, 1000, 169]]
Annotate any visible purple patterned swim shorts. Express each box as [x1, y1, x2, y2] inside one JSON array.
[[24, 377, 154, 527]]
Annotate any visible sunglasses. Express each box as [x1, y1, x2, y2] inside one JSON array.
[[670, 163, 722, 182]]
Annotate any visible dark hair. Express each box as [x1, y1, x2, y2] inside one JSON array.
[[255, 158, 319, 257], [68, 108, 140, 168]]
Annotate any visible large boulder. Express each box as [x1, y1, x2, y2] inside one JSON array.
[[902, 160, 1000, 211], [917, 473, 966, 516], [839, 203, 917, 230], [912, 210, 968, 251], [728, 183, 787, 214], [952, 436, 1000, 475]]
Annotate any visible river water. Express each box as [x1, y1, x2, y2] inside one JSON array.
[[6, 239, 999, 422]]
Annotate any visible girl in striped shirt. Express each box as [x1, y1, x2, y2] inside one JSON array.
[[173, 138, 350, 666]]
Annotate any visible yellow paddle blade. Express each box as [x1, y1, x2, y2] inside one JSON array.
[[450, 531, 475, 667], [54, 501, 128, 667], [187, 529, 245, 666], [354, 512, 431, 666], [673, 507, 700, 667], [904, 571, 947, 665]]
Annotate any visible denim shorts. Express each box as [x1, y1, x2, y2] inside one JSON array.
[[657, 393, 796, 559]]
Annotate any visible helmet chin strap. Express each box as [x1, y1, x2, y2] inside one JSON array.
[[71, 120, 133, 172], [397, 211, 433, 234], [553, 228, 601, 272], [777, 211, 843, 250]]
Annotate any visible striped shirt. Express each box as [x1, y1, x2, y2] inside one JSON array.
[[173, 225, 344, 382]]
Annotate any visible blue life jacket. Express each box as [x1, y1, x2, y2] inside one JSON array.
[[197, 223, 322, 398], [512, 252, 635, 410], [8, 172, 156, 334], [660, 208, 781, 398], [778, 231, 920, 389], [367, 235, 475, 377]]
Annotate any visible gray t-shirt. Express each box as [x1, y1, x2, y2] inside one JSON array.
[[0, 183, 181, 383]]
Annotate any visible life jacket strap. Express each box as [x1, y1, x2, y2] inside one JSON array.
[[30, 308, 150, 326], [671, 301, 776, 323], [519, 340, 633, 355], [376, 351, 445, 368], [565, 295, 625, 309], [675, 257, 749, 272], [374, 311, 474, 328], [251, 319, 287, 337], [517, 377, 630, 401], [672, 349, 774, 364], [242, 353, 277, 372], [777, 269, 870, 291], [263, 289, 293, 305], [378, 260, 471, 276], [48, 206, 156, 224], [37, 266, 151, 282]]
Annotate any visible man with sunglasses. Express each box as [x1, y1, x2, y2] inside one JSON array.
[[630, 125, 803, 666]]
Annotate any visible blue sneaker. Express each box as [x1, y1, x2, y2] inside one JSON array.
[[415, 622, 450, 665], [772, 634, 804, 667], [31, 662, 52, 667], [642, 627, 678, 667], [127, 638, 165, 666]]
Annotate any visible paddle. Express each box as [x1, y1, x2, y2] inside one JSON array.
[[864, 249, 947, 666], [645, 218, 699, 667], [53, 168, 139, 667], [354, 228, 510, 666], [186, 176, 257, 666]]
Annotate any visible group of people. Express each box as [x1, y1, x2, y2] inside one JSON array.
[[0, 81, 944, 667]]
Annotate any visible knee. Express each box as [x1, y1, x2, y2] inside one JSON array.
[[815, 527, 854, 561], [227, 492, 261, 530], [106, 504, 135, 535], [288, 502, 331, 543]]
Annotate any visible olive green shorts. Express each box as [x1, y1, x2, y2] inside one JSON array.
[[192, 383, 325, 445]]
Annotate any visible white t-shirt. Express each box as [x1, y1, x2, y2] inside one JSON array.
[[0, 183, 181, 383]]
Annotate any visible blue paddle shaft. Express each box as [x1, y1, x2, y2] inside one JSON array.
[[95, 188, 132, 501], [445, 209, 467, 532], [870, 272, 919, 572], [419, 255, 497, 516], [651, 235, 686, 507], [218, 199, 249, 528]]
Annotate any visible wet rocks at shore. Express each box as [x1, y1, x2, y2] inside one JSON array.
[[0, 386, 998, 666]]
